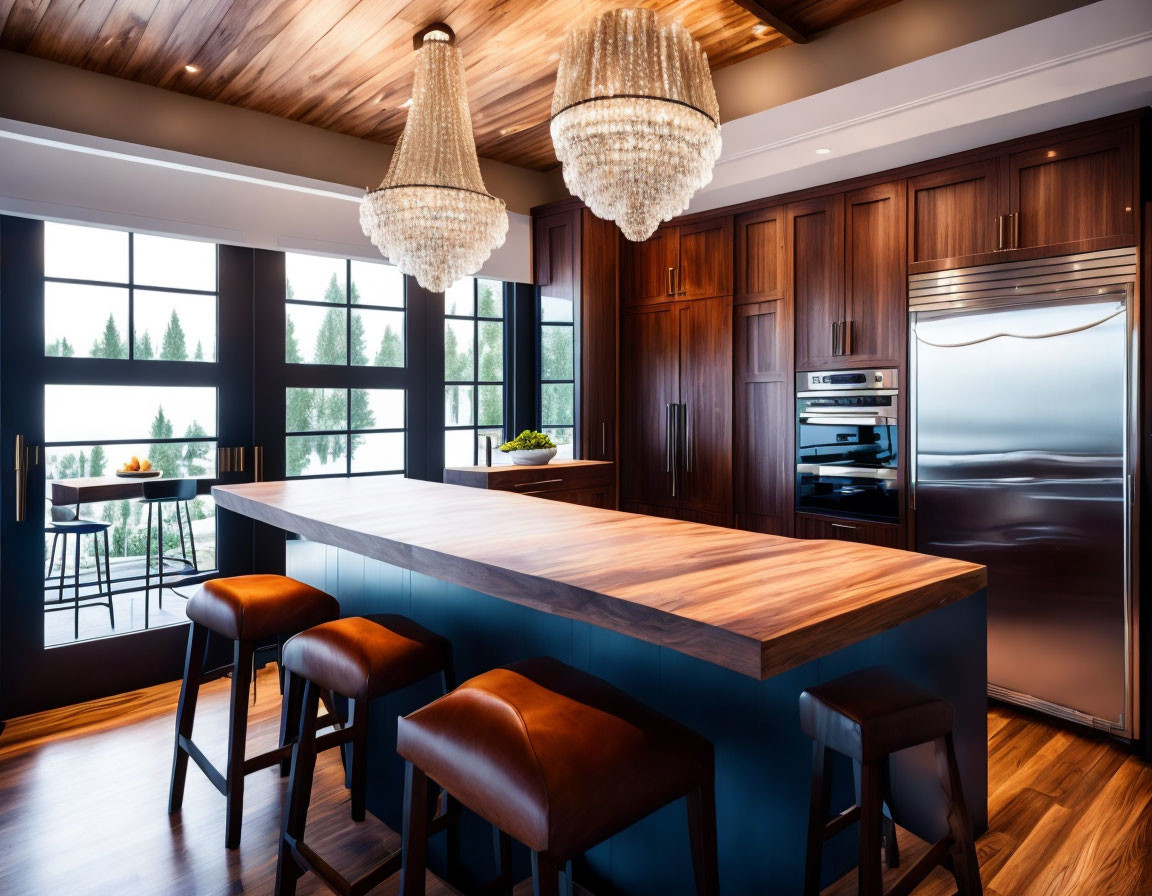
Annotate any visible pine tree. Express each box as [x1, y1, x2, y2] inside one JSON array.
[[183, 421, 210, 475], [90, 313, 126, 359], [160, 309, 188, 361], [89, 445, 108, 478], [286, 315, 303, 364], [285, 387, 315, 477], [78, 450, 88, 479], [477, 281, 500, 318], [61, 337, 74, 357], [193, 340, 204, 361], [57, 452, 79, 479], [350, 310, 369, 366], [313, 308, 345, 365], [375, 325, 403, 367], [540, 325, 574, 426], [135, 330, 155, 360], [149, 405, 180, 478], [323, 272, 345, 304]]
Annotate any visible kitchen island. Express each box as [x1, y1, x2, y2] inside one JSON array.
[[214, 477, 987, 895]]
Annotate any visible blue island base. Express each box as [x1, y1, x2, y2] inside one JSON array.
[[288, 539, 987, 896]]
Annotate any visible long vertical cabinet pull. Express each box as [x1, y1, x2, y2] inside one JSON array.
[[667, 268, 675, 297], [1011, 212, 1020, 250], [664, 403, 675, 498], [996, 214, 1004, 250], [682, 403, 693, 473], [14, 434, 41, 522], [601, 422, 607, 458], [831, 321, 840, 356]]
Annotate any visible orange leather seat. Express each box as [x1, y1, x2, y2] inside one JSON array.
[[799, 666, 955, 762], [186, 574, 338, 642], [282, 615, 452, 701], [396, 656, 714, 858]]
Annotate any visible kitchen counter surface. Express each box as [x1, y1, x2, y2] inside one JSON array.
[[213, 476, 985, 680]]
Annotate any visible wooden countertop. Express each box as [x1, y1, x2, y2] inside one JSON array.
[[213, 477, 985, 680]]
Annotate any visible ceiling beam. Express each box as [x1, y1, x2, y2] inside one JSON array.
[[730, 1, 810, 44]]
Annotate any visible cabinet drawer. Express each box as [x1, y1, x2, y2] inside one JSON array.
[[794, 513, 904, 548], [445, 462, 613, 496]]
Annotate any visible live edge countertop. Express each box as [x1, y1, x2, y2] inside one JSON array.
[[213, 477, 986, 681]]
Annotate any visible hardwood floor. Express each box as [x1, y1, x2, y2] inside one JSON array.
[[1, 676, 1149, 895]]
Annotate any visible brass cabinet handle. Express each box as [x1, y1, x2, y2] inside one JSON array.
[[1011, 212, 1020, 249], [831, 321, 839, 356], [996, 214, 1004, 250], [254, 446, 265, 482], [667, 267, 675, 296], [601, 421, 607, 458], [14, 434, 40, 522]]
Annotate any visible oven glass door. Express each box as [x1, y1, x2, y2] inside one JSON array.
[[796, 399, 898, 521]]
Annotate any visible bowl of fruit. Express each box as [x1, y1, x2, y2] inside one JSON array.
[[116, 456, 161, 479]]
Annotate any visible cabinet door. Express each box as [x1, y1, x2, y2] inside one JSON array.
[[907, 159, 1000, 272], [579, 210, 619, 467], [679, 296, 732, 521], [622, 227, 678, 306], [794, 513, 903, 548], [533, 209, 578, 297], [843, 182, 905, 367], [619, 305, 679, 509], [734, 299, 792, 535], [677, 216, 733, 300], [1008, 128, 1136, 255], [789, 195, 844, 372], [734, 206, 784, 304]]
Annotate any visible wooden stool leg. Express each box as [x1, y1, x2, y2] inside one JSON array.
[[275, 680, 322, 896], [400, 762, 431, 896], [687, 781, 720, 896], [278, 669, 304, 778], [225, 639, 254, 849], [858, 759, 884, 896], [804, 742, 831, 896], [531, 852, 561, 896], [937, 734, 983, 896], [882, 758, 900, 869], [168, 621, 208, 812], [493, 828, 513, 896], [350, 698, 369, 822]]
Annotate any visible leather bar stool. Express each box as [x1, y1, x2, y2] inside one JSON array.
[[275, 614, 455, 896], [396, 657, 719, 896], [168, 574, 339, 848], [800, 666, 982, 896]]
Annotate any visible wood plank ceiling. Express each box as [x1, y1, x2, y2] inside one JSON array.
[[0, 0, 904, 171]]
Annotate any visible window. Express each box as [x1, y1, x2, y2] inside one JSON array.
[[539, 291, 575, 459], [284, 252, 408, 477], [285, 387, 405, 477], [44, 223, 217, 362], [445, 277, 508, 466], [285, 253, 405, 367]]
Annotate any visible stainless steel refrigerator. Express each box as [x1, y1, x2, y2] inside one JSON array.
[[910, 249, 1137, 736]]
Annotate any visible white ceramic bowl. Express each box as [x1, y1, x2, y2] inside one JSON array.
[[506, 447, 557, 466]]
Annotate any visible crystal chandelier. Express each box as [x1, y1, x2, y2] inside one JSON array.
[[550, 8, 722, 242], [360, 25, 507, 293]]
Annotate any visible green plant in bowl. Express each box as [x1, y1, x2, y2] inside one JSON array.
[[499, 430, 557, 452]]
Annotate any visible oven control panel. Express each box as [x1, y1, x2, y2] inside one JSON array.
[[796, 368, 898, 392]]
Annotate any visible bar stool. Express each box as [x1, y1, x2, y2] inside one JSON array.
[[168, 574, 339, 848], [44, 515, 114, 638], [140, 478, 199, 624], [800, 666, 982, 896], [275, 614, 455, 896], [397, 657, 719, 896]]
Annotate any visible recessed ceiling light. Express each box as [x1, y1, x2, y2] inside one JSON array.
[[815, 147, 832, 155], [184, 64, 200, 74]]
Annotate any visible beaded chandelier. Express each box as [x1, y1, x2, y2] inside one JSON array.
[[360, 25, 507, 293], [550, 8, 722, 242]]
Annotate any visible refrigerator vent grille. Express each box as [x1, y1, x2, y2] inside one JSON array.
[[909, 248, 1137, 311]]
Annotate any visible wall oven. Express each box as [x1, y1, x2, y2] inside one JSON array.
[[795, 369, 899, 522]]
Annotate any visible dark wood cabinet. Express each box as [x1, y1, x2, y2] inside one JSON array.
[[909, 121, 1139, 272], [843, 181, 906, 367], [620, 296, 731, 522], [1007, 128, 1136, 256], [733, 299, 793, 535], [533, 205, 619, 491], [789, 195, 844, 372], [621, 216, 732, 306], [907, 159, 1000, 272], [444, 460, 613, 509], [794, 513, 903, 548], [734, 205, 784, 304]]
